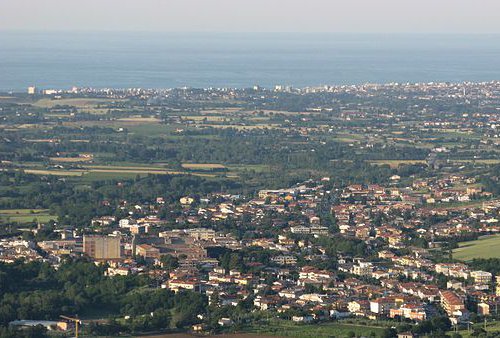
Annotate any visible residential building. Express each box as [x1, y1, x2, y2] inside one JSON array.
[[83, 235, 121, 260]]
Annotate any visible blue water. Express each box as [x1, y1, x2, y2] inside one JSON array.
[[1, 32, 500, 91]]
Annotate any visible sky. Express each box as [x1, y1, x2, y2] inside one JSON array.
[[0, 0, 499, 34]]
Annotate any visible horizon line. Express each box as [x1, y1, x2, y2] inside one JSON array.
[[1, 29, 500, 36]]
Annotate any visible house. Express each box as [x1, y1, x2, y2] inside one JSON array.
[[253, 296, 279, 310], [9, 320, 69, 331], [352, 262, 373, 277], [166, 278, 200, 293], [478, 302, 490, 316], [470, 271, 492, 285], [370, 296, 410, 316], [370, 297, 397, 315], [180, 196, 195, 205], [348, 300, 370, 316], [292, 315, 313, 323], [119, 218, 133, 228], [398, 333, 417, 338], [217, 318, 233, 326], [135, 244, 160, 259], [299, 293, 329, 303], [389, 303, 426, 321], [192, 323, 207, 332], [106, 266, 130, 276], [130, 224, 148, 235], [272, 255, 298, 266], [440, 290, 465, 317]]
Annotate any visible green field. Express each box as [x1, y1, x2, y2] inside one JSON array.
[[448, 319, 500, 337], [227, 164, 273, 173], [18, 166, 220, 180], [368, 159, 427, 168], [0, 209, 56, 224], [76, 171, 151, 182], [450, 159, 500, 165], [33, 98, 122, 108], [453, 235, 500, 261], [182, 163, 227, 171], [242, 320, 388, 338]]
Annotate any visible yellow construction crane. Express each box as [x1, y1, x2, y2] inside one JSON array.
[[60, 315, 81, 338]]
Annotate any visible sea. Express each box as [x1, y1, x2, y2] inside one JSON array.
[[1, 31, 500, 91]]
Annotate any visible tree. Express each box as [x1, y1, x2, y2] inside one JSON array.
[[150, 308, 171, 329], [381, 328, 397, 338], [160, 255, 179, 272], [431, 316, 452, 332]]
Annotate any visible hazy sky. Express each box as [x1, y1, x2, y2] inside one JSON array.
[[1, 0, 500, 33]]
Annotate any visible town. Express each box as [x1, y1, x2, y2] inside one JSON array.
[[1, 175, 500, 337], [3, 0, 500, 336], [0, 82, 499, 337]]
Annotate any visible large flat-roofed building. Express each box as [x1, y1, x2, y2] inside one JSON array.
[[83, 235, 121, 260], [440, 290, 465, 316], [186, 228, 216, 241], [27, 86, 37, 95], [136, 244, 160, 259], [470, 270, 492, 285]]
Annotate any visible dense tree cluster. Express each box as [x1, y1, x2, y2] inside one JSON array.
[[0, 258, 207, 335]]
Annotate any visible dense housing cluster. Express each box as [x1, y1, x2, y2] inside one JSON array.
[[0, 82, 499, 337]]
